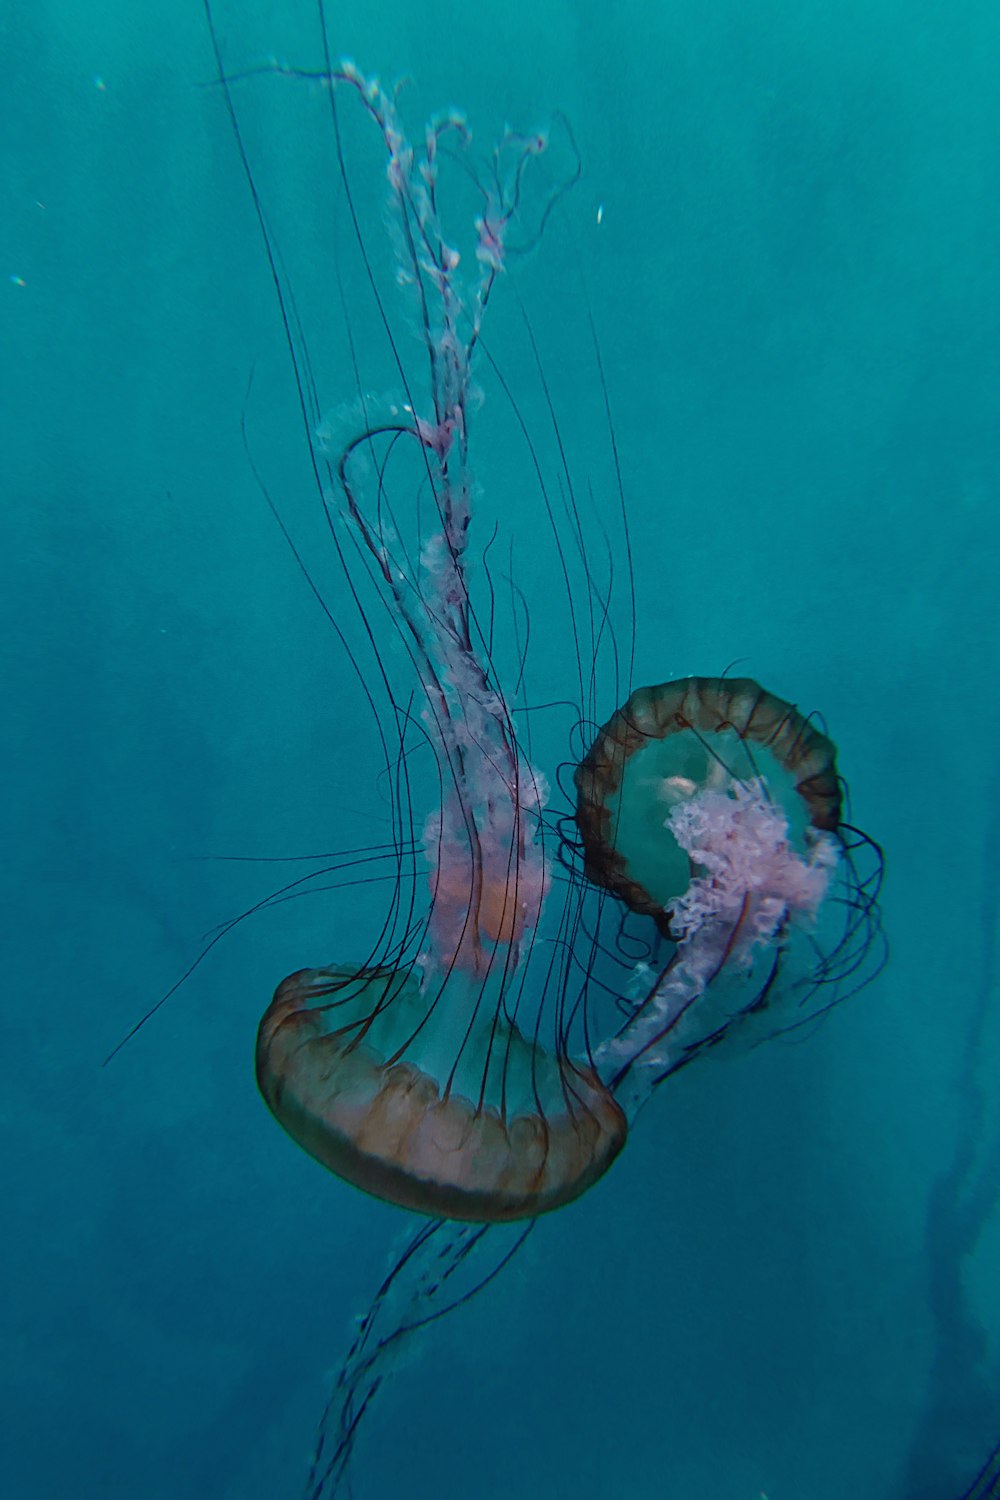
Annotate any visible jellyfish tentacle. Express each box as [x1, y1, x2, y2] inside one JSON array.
[[305, 1216, 532, 1500]]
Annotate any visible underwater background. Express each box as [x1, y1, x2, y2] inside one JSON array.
[[4, 0, 1000, 1497]]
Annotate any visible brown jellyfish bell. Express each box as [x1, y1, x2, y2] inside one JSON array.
[[574, 674, 842, 930], [256, 944, 627, 1223]]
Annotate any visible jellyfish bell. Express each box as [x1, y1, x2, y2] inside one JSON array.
[[575, 675, 842, 929], [256, 961, 626, 1222], [254, 719, 629, 1224], [254, 821, 628, 1224]]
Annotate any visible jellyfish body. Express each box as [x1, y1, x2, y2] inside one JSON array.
[[575, 675, 841, 926], [257, 967, 625, 1221], [575, 676, 852, 1108], [246, 64, 626, 1223]]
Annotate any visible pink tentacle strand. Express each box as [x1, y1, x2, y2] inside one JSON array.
[[599, 778, 839, 1115], [330, 66, 551, 978]]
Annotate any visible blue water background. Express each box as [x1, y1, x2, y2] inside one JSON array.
[[4, 1, 1000, 1497]]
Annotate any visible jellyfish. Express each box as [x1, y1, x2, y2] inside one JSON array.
[[198, 10, 884, 1496], [221, 60, 630, 1224], [573, 674, 873, 1115]]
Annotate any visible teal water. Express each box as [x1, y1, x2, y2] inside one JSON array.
[[4, 1, 1000, 1497]]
